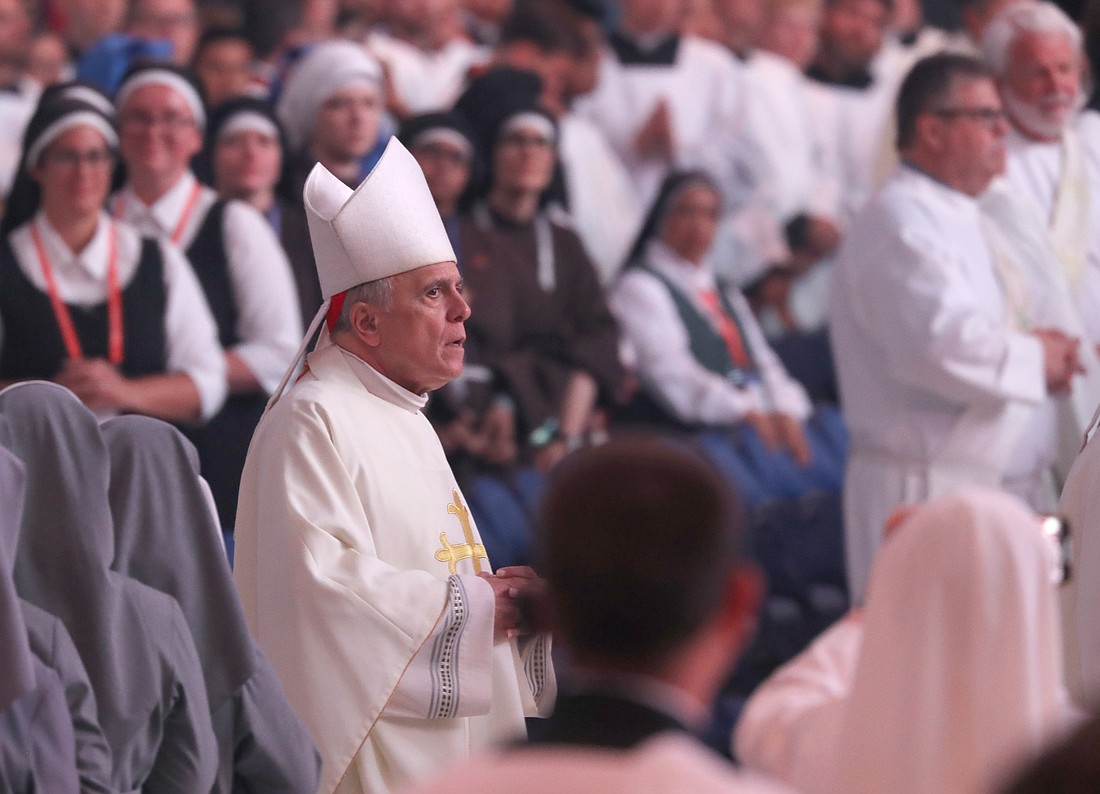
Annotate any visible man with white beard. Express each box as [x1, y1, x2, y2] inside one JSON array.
[[984, 2, 1100, 346]]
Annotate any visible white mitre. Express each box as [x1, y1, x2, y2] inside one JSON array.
[[266, 136, 457, 409]]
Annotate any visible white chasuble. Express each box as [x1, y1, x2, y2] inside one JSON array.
[[233, 344, 553, 794]]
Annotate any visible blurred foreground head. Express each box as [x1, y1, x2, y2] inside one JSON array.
[[537, 437, 761, 677]]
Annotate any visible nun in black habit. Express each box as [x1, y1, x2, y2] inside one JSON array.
[[0, 440, 79, 794], [103, 414, 322, 794], [0, 381, 217, 794]]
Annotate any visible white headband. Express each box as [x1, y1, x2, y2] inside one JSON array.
[[26, 112, 118, 170], [409, 128, 473, 159], [116, 69, 206, 130], [217, 111, 280, 142], [60, 86, 114, 117], [502, 112, 556, 144]]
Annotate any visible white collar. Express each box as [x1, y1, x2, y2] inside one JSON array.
[[643, 239, 717, 293], [122, 171, 202, 236], [32, 210, 113, 281], [899, 163, 981, 216], [337, 346, 429, 414], [569, 668, 710, 729]]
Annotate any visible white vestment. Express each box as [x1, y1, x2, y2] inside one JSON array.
[[736, 491, 1075, 794], [556, 113, 643, 284], [1056, 407, 1100, 706], [830, 166, 1046, 601], [234, 343, 553, 794], [573, 35, 754, 211], [1004, 112, 1100, 343], [365, 32, 489, 115]]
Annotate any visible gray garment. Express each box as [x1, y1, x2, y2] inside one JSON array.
[[0, 382, 217, 794], [0, 661, 80, 794], [214, 648, 323, 794], [103, 416, 320, 794], [22, 599, 113, 794], [0, 442, 34, 711]]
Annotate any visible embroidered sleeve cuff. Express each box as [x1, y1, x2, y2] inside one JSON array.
[[385, 574, 494, 719]]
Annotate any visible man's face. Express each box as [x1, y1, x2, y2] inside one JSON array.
[[492, 121, 555, 196], [312, 84, 383, 163], [1002, 31, 1081, 141], [819, 0, 888, 73], [759, 5, 821, 70], [411, 139, 471, 213], [370, 261, 470, 395], [118, 84, 203, 180], [930, 77, 1009, 196], [129, 0, 199, 65], [214, 130, 282, 199]]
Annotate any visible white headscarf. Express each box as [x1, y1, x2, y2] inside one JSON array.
[[833, 488, 1073, 794], [276, 40, 383, 151]]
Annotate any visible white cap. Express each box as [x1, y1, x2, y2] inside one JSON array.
[[276, 40, 383, 151], [304, 136, 456, 299]]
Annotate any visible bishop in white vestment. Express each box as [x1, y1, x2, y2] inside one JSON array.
[[233, 138, 553, 794]]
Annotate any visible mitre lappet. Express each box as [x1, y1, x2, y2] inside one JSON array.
[[267, 136, 458, 409]]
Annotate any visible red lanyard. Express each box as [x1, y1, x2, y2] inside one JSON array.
[[113, 180, 202, 246], [31, 220, 122, 365]]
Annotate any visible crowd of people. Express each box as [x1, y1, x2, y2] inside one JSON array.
[[4, 0, 1100, 791]]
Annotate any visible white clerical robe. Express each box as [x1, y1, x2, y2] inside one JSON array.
[[234, 343, 553, 794], [365, 32, 489, 115], [1004, 112, 1100, 344], [830, 166, 1046, 602], [573, 35, 754, 211], [556, 113, 643, 284]]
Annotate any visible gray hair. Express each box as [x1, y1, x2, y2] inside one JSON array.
[[332, 277, 393, 333], [982, 2, 1082, 76]]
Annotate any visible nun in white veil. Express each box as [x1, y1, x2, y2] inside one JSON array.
[[0, 381, 217, 794], [0, 431, 79, 793], [103, 414, 321, 794], [735, 488, 1076, 794]]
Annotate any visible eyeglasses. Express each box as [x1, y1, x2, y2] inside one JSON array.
[[929, 106, 1007, 127], [120, 111, 196, 131], [42, 148, 115, 169]]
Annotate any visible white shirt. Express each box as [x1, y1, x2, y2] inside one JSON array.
[[610, 240, 812, 425], [112, 173, 303, 395], [2, 211, 227, 419]]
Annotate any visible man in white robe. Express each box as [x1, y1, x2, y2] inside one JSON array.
[[830, 53, 1081, 601], [403, 439, 788, 794], [233, 138, 553, 794], [572, 0, 756, 212], [985, 2, 1100, 345]]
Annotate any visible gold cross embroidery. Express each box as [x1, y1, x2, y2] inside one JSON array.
[[435, 489, 488, 574]]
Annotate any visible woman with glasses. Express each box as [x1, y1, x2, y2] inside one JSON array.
[[111, 62, 302, 532], [0, 86, 225, 425]]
